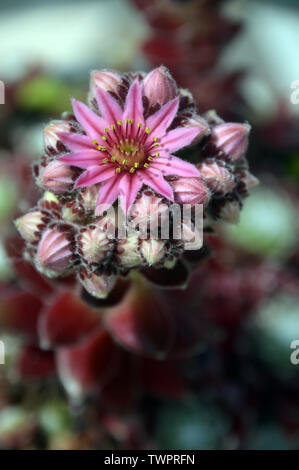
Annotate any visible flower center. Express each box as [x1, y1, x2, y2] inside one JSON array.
[[112, 139, 146, 170], [92, 120, 161, 175]]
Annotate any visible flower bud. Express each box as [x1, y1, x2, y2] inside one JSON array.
[[89, 69, 122, 102], [143, 66, 177, 107], [43, 120, 73, 155], [36, 225, 75, 276], [219, 200, 241, 224], [77, 185, 100, 212], [140, 239, 166, 266], [38, 160, 77, 194], [171, 176, 210, 207], [78, 269, 116, 299], [77, 224, 112, 265], [129, 190, 169, 231], [237, 169, 259, 192], [198, 161, 235, 193], [116, 231, 141, 269], [211, 122, 250, 161], [15, 210, 49, 243]]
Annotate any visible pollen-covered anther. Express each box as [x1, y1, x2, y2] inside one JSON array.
[[36, 225, 75, 276], [78, 268, 116, 299], [78, 223, 112, 265], [15, 210, 49, 243], [198, 161, 235, 194], [139, 239, 166, 266]]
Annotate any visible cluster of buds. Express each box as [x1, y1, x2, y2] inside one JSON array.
[[16, 66, 256, 299]]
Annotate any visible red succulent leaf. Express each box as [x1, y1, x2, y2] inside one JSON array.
[[104, 284, 175, 359], [18, 344, 56, 379], [1, 289, 43, 340], [38, 290, 100, 349], [56, 328, 121, 397]]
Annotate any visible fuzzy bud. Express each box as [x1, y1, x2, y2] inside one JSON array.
[[143, 66, 177, 107], [218, 200, 241, 224], [77, 224, 112, 265], [36, 225, 75, 276], [171, 176, 210, 207], [77, 185, 99, 212], [211, 122, 250, 161], [237, 169, 259, 192], [116, 231, 141, 269], [15, 210, 49, 243], [38, 160, 78, 194], [44, 120, 73, 155], [79, 269, 116, 299], [198, 161, 235, 193], [89, 69, 122, 101], [140, 239, 166, 266], [129, 190, 169, 232]]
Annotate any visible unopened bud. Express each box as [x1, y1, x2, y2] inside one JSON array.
[[143, 66, 177, 107], [140, 239, 166, 266], [211, 122, 250, 161], [198, 161, 235, 193], [36, 226, 75, 276], [116, 231, 141, 268], [89, 69, 122, 101], [77, 224, 112, 264], [79, 269, 116, 299], [38, 160, 77, 194], [44, 120, 73, 155], [15, 210, 49, 243], [171, 176, 210, 207]]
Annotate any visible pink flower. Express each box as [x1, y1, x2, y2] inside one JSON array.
[[58, 74, 205, 215]]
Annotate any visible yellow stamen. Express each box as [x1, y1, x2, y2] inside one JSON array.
[[148, 157, 153, 162], [111, 156, 116, 162], [117, 120, 122, 126], [138, 123, 143, 128], [104, 127, 109, 132], [134, 162, 139, 168], [144, 163, 149, 168], [153, 143, 159, 147], [102, 136, 107, 141], [103, 158, 108, 163], [130, 168, 135, 174], [145, 127, 151, 134], [92, 139, 98, 145], [153, 137, 158, 142], [116, 168, 121, 173], [111, 124, 116, 130], [122, 159, 127, 166], [155, 152, 160, 157]]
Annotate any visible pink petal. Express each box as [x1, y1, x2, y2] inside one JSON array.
[[59, 150, 105, 169], [151, 154, 200, 177], [95, 175, 123, 215], [141, 169, 174, 201], [96, 87, 123, 124], [58, 132, 94, 152], [75, 165, 116, 188], [123, 79, 144, 136], [71, 99, 106, 139], [160, 127, 203, 153], [145, 97, 179, 138], [119, 173, 143, 214]]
